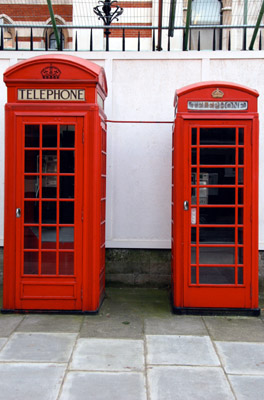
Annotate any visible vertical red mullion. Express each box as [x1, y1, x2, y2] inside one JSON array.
[[39, 124, 42, 276], [56, 124, 60, 275], [235, 127, 238, 285], [196, 127, 200, 285]]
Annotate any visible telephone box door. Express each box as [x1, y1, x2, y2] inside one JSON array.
[[183, 119, 253, 308], [15, 115, 83, 310]]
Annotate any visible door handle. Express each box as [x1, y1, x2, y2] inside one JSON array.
[[16, 208, 21, 218], [183, 201, 189, 211]]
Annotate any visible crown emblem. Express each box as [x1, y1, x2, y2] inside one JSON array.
[[212, 88, 224, 98], [41, 64, 61, 79]]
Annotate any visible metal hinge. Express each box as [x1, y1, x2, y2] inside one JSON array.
[[81, 210, 84, 221]]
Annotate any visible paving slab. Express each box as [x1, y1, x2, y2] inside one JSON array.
[[228, 375, 264, 400], [80, 315, 143, 339], [0, 332, 77, 362], [0, 315, 24, 337], [148, 366, 234, 400], [0, 363, 66, 400], [70, 338, 144, 371], [0, 337, 7, 350], [59, 371, 147, 400], [145, 315, 207, 335], [204, 316, 264, 342], [215, 342, 264, 375], [146, 335, 220, 366], [17, 314, 84, 333]]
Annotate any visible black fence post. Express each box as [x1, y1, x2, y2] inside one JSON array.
[[75, 31, 78, 51], [0, 27, 3, 50], [228, 31, 231, 50], [198, 31, 200, 51], [45, 31, 48, 51], [16, 31, 18, 50], [259, 32, 262, 50], [152, 29, 155, 51], [30, 28, 33, 50], [138, 31, 140, 51], [122, 29, 125, 51], [90, 29, 93, 51]]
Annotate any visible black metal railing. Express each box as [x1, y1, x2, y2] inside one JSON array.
[[0, 24, 263, 52]]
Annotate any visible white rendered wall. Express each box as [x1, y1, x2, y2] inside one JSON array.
[[0, 51, 264, 249]]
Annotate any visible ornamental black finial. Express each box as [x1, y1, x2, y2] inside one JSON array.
[[93, 0, 123, 27]]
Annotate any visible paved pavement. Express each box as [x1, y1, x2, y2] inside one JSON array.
[[0, 287, 264, 399]]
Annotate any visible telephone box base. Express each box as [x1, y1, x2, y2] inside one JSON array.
[[172, 306, 260, 317], [1, 308, 100, 315]]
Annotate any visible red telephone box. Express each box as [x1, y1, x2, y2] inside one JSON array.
[[3, 54, 107, 313], [172, 81, 259, 315]]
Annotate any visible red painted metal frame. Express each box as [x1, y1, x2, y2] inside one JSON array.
[[172, 81, 259, 311], [3, 55, 107, 313]]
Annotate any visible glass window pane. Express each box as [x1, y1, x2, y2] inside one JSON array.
[[24, 252, 38, 274], [191, 267, 196, 283], [24, 201, 39, 224], [41, 227, 56, 249], [60, 151, 74, 173], [238, 267, 243, 284], [59, 227, 74, 249], [199, 247, 235, 265], [200, 168, 236, 185], [41, 252, 56, 275], [59, 201, 74, 224], [238, 188, 244, 205], [60, 176, 74, 198], [42, 201, 56, 224], [204, 188, 236, 205], [238, 248, 243, 264], [42, 176, 57, 198], [192, 128, 197, 145], [199, 267, 235, 284], [24, 227, 39, 249], [25, 150, 39, 173], [238, 208, 243, 224], [191, 247, 196, 264], [191, 227, 196, 244], [25, 125, 39, 147], [200, 148, 236, 165], [239, 128, 244, 145], [42, 125, 57, 148], [192, 0, 221, 24], [238, 168, 244, 184], [200, 228, 235, 244], [25, 176, 39, 198], [239, 148, 244, 165], [42, 151, 57, 173], [200, 208, 235, 225], [238, 228, 243, 244], [59, 252, 74, 275], [60, 125, 75, 148], [200, 128, 236, 145]]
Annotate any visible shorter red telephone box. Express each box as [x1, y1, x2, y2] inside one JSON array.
[[172, 81, 259, 315], [3, 54, 107, 313]]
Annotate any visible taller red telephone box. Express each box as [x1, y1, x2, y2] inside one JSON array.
[[172, 81, 259, 315], [3, 54, 107, 313]]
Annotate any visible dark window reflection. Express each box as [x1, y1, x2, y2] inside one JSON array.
[[238, 208, 243, 224], [238, 228, 243, 244], [199, 267, 235, 284], [192, 148, 197, 165], [191, 247, 196, 263], [238, 247, 243, 264], [239, 148, 244, 165], [25, 125, 39, 148], [24, 227, 39, 249], [25, 150, 39, 173], [238, 188, 243, 205], [60, 176, 74, 198], [59, 227, 74, 249], [192, 128, 197, 145], [59, 201, 74, 224], [24, 201, 39, 224], [200, 128, 236, 145], [25, 176, 38, 198], [60, 151, 75, 173], [239, 128, 244, 145], [41, 227, 56, 249], [200, 228, 235, 244], [60, 125, 75, 148], [200, 148, 236, 165], [200, 208, 235, 225], [42, 201, 56, 224], [42, 125, 57, 148], [191, 227, 196, 244]]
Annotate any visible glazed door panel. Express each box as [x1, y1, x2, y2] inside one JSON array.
[[16, 116, 83, 310], [184, 120, 252, 308]]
